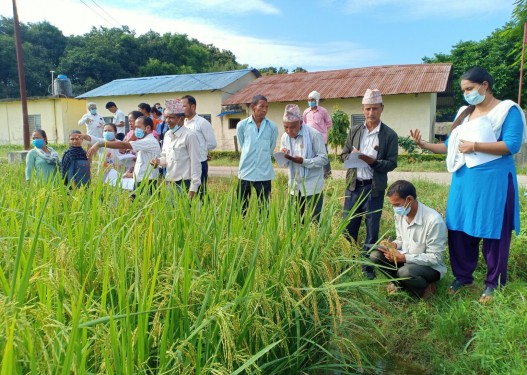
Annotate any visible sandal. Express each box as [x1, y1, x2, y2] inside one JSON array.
[[479, 286, 495, 304], [447, 279, 471, 295], [386, 282, 399, 295]]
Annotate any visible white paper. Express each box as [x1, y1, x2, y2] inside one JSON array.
[[457, 117, 500, 168], [121, 178, 135, 191], [104, 169, 135, 190], [274, 152, 289, 167], [343, 152, 369, 168], [117, 153, 136, 161]]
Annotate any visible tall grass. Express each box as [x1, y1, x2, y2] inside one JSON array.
[[0, 162, 386, 374]]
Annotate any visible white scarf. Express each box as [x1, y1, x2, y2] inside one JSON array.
[[446, 100, 527, 173], [35, 146, 60, 165]]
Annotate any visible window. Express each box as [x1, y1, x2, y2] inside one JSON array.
[[229, 118, 240, 130], [199, 114, 212, 123], [28, 115, 41, 133], [351, 114, 365, 127]]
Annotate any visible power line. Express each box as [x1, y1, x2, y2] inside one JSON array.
[[78, 0, 119, 28], [90, 0, 123, 28]]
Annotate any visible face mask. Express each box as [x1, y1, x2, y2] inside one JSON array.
[[89, 108, 97, 115], [393, 199, 411, 216], [103, 131, 115, 141], [464, 85, 485, 105], [32, 139, 45, 149], [308, 101, 316, 108], [171, 125, 181, 133], [135, 128, 145, 139]]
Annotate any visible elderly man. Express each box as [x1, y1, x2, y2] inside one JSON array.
[[280, 104, 328, 221], [369, 180, 447, 299], [78, 102, 105, 138], [303, 90, 332, 178], [182, 95, 217, 196], [237, 94, 278, 213], [151, 99, 202, 199], [341, 89, 398, 280]]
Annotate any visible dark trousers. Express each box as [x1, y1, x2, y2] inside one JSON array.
[[343, 182, 384, 253], [198, 160, 208, 197], [324, 144, 331, 178], [448, 174, 514, 289], [238, 179, 271, 214], [292, 192, 323, 222], [370, 250, 441, 297], [132, 179, 158, 199]]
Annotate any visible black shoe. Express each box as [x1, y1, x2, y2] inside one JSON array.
[[362, 266, 376, 280]]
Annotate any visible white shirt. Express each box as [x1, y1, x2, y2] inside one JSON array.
[[130, 133, 161, 182], [78, 112, 106, 138], [113, 109, 126, 134], [393, 201, 448, 278], [280, 126, 328, 196], [184, 115, 217, 162], [159, 126, 202, 192], [87, 136, 126, 172], [356, 122, 380, 181]]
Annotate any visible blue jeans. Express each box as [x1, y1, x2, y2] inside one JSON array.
[[198, 160, 208, 197], [342, 183, 384, 255]]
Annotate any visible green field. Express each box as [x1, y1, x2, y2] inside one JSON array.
[[1, 161, 526, 374]]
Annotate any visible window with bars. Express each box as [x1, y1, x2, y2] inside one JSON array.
[[28, 115, 42, 133], [228, 118, 240, 130], [351, 114, 365, 127]]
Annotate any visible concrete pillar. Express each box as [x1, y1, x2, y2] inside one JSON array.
[[8, 151, 28, 163]]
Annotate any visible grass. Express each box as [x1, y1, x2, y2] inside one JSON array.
[[1, 153, 527, 374], [0, 161, 390, 374]]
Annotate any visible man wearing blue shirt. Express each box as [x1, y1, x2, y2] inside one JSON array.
[[237, 95, 278, 213]]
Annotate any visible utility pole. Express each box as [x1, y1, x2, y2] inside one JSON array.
[[518, 22, 527, 107], [12, 0, 30, 150]]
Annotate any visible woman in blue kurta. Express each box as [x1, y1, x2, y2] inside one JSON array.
[[410, 67, 527, 303], [25, 129, 60, 183]]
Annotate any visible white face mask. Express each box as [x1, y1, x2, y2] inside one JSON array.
[[393, 198, 411, 216]]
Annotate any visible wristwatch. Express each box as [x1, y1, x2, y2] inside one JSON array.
[[98, 140, 105, 147]]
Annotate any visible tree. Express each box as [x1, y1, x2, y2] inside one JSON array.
[[423, 1, 527, 116], [327, 105, 350, 157], [258, 66, 289, 75], [0, 17, 67, 98]]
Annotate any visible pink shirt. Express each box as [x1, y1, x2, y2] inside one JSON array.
[[303, 106, 332, 143]]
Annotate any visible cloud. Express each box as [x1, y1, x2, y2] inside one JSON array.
[[4, 0, 375, 71], [178, 0, 281, 15], [342, 0, 510, 18]]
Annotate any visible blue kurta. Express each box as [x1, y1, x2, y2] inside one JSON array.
[[446, 106, 523, 239]]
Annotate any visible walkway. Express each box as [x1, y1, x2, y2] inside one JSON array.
[[208, 166, 527, 188]]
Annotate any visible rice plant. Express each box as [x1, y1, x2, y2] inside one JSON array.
[[0, 163, 385, 374]]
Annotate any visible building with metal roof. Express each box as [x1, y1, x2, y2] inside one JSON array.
[[75, 69, 260, 150], [77, 69, 260, 98], [220, 64, 453, 150]]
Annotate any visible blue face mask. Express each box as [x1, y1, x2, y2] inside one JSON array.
[[464, 85, 485, 105], [171, 125, 181, 133], [393, 199, 411, 216], [103, 131, 115, 141], [32, 139, 45, 149], [135, 128, 145, 139], [308, 101, 316, 108], [89, 108, 97, 115]]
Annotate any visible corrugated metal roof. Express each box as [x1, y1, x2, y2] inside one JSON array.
[[77, 69, 260, 98], [224, 63, 452, 105]]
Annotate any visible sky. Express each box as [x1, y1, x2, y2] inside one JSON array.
[[3, 0, 517, 72]]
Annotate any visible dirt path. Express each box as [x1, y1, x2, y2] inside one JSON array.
[[208, 165, 527, 188]]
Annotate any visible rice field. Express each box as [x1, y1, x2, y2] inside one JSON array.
[[0, 162, 389, 374]]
